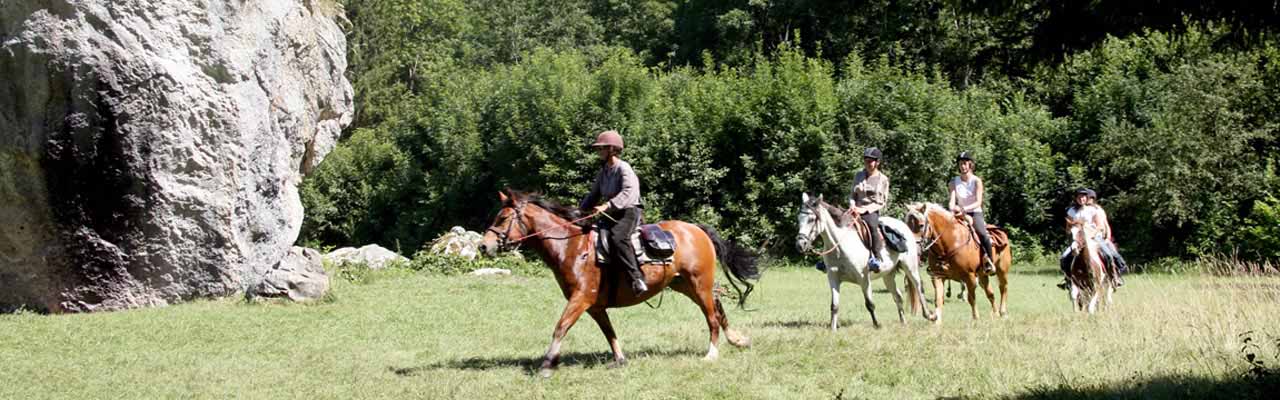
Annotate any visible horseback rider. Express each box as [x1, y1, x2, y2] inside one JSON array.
[[850, 147, 890, 272], [1058, 188, 1128, 289], [949, 151, 996, 274], [579, 130, 648, 294], [1085, 189, 1128, 286]]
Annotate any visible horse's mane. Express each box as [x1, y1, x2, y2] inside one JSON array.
[[510, 190, 591, 228], [817, 200, 854, 227]]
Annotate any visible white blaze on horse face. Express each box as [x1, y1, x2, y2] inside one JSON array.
[[796, 197, 819, 252]]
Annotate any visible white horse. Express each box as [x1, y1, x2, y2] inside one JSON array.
[[795, 193, 936, 329]]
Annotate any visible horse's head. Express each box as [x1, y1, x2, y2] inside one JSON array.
[[480, 190, 535, 257], [904, 202, 929, 238], [1065, 218, 1100, 257], [795, 192, 825, 253]]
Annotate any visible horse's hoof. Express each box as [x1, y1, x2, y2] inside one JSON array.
[[538, 368, 554, 378], [607, 359, 628, 369], [702, 354, 719, 362]]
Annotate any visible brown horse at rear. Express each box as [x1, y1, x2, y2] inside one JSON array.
[[905, 202, 1013, 322], [479, 190, 759, 377]]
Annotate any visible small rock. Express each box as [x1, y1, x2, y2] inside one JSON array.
[[248, 247, 330, 301], [469, 268, 511, 276], [324, 244, 408, 269]]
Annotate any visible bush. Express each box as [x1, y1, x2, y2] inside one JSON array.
[[407, 251, 546, 277]]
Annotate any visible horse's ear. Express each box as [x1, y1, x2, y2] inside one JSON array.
[[802, 192, 810, 203], [818, 193, 824, 203], [498, 191, 509, 204]]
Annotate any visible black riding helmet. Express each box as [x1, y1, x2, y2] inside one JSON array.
[[956, 151, 974, 162], [863, 147, 882, 160]]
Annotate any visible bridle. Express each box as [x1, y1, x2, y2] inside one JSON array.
[[487, 201, 599, 251], [487, 201, 533, 251], [798, 204, 839, 256], [911, 208, 971, 260]]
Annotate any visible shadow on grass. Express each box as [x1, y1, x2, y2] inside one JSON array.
[[756, 318, 877, 329], [391, 348, 703, 377], [983, 373, 1279, 400]]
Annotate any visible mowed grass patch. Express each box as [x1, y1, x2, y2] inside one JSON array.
[[2, 263, 1277, 399]]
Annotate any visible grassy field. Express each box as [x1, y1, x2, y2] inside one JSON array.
[[2, 262, 1278, 399]]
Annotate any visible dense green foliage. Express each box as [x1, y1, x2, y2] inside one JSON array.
[[303, 1, 1280, 263]]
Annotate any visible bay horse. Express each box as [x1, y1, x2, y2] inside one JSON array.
[[904, 203, 1012, 322], [1065, 218, 1113, 313], [795, 193, 935, 329], [478, 190, 759, 377]]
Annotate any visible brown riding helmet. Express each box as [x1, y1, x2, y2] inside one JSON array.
[[591, 130, 624, 150]]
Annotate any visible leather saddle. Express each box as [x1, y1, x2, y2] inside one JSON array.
[[594, 223, 677, 265], [843, 216, 909, 253], [956, 215, 1009, 249]]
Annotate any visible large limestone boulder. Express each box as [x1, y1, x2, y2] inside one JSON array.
[[0, 0, 352, 312], [324, 244, 408, 270]]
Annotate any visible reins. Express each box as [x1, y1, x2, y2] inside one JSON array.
[[917, 210, 974, 261], [508, 210, 600, 242]]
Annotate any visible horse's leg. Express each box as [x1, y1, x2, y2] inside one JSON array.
[[883, 273, 906, 324], [906, 261, 936, 321], [860, 277, 880, 328], [932, 275, 946, 324], [997, 267, 1010, 317], [977, 273, 998, 318], [539, 295, 592, 377], [1069, 281, 1082, 312], [586, 309, 626, 368], [670, 276, 724, 361], [828, 271, 842, 331], [963, 273, 980, 320], [1086, 286, 1099, 314]]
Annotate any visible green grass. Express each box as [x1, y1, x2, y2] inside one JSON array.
[[2, 262, 1278, 399]]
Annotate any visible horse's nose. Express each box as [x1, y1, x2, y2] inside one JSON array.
[[478, 243, 490, 256]]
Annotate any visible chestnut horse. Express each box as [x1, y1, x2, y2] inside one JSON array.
[[479, 190, 759, 377], [904, 203, 1012, 322], [1065, 218, 1113, 313]]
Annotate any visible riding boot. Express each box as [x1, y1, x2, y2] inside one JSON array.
[[815, 261, 827, 272], [1108, 256, 1125, 288], [981, 246, 996, 275]]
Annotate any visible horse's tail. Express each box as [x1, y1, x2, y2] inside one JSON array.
[[906, 273, 921, 315], [696, 224, 760, 309]]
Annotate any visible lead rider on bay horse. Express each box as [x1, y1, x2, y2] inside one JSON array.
[[579, 130, 648, 294]]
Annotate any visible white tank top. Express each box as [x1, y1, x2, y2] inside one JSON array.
[[1067, 205, 1099, 230], [952, 176, 981, 213]]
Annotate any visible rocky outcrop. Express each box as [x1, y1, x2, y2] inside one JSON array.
[[247, 247, 329, 302], [324, 244, 408, 270], [429, 226, 485, 260], [0, 0, 352, 312]]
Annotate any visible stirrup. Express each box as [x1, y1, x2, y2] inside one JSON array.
[[631, 279, 649, 294]]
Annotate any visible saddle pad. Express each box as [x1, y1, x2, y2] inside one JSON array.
[[882, 226, 909, 253], [639, 224, 676, 258], [594, 224, 675, 265]]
